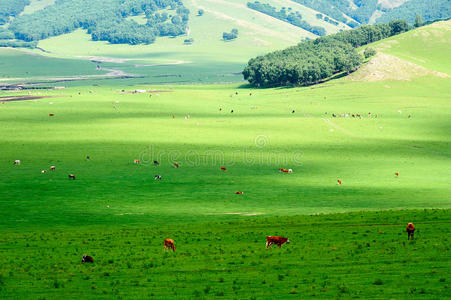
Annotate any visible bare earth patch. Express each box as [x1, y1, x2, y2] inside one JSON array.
[[348, 53, 449, 82]]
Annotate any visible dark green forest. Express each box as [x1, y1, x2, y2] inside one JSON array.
[[247, 2, 326, 36], [242, 21, 410, 87], [8, 0, 190, 45], [376, 0, 451, 25], [0, 0, 30, 25]]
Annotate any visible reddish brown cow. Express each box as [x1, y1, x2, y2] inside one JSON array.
[[220, 167, 226, 171], [163, 238, 175, 252], [406, 223, 415, 240], [395, 172, 399, 177], [235, 191, 243, 194], [174, 162, 179, 168], [337, 179, 342, 185], [266, 236, 290, 248], [279, 168, 289, 173]]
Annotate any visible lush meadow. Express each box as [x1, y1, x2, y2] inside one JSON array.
[[0, 20, 450, 299]]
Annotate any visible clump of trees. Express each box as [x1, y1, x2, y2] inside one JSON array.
[[197, 9, 204, 16], [243, 20, 411, 87], [8, 0, 190, 45], [363, 47, 376, 59], [0, 0, 30, 25], [223, 29, 238, 41], [247, 2, 326, 36]]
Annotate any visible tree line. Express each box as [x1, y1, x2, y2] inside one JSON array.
[[247, 2, 326, 36], [243, 20, 410, 87], [8, 0, 190, 45]]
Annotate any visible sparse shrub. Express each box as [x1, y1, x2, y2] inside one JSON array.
[[373, 279, 383, 285], [364, 47, 377, 59]]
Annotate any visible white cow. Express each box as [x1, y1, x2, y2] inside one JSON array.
[[14, 160, 21, 165]]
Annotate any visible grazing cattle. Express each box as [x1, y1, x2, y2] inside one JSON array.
[[174, 162, 179, 168], [406, 223, 415, 240], [163, 239, 175, 252], [266, 236, 290, 248], [292, 110, 295, 114], [68, 174, 76, 180], [288, 169, 293, 173], [154, 175, 162, 180], [14, 160, 21, 165], [220, 167, 226, 171], [41, 170, 47, 174], [134, 159, 140, 164], [154, 160, 160, 166], [50, 166, 55, 171], [279, 168, 289, 173], [337, 179, 342, 185], [81, 255, 94, 263], [395, 172, 399, 177], [231, 110, 234, 113], [219, 107, 222, 111], [235, 191, 243, 194], [49, 113, 54, 117], [86, 156, 90, 161]]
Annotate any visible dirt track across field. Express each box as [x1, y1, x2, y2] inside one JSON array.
[[0, 95, 57, 102]]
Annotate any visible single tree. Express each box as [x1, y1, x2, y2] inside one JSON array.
[[414, 14, 423, 28]]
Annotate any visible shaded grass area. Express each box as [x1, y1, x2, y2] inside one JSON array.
[[0, 209, 449, 299]]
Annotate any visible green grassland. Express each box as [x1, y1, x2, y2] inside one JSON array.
[[0, 209, 449, 299], [0, 21, 450, 299]]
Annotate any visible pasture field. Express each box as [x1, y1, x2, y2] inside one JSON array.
[[0, 21, 450, 299], [0, 209, 449, 299]]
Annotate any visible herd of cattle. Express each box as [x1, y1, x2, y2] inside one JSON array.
[[80, 223, 416, 263]]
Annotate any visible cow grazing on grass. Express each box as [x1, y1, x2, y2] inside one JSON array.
[[292, 110, 295, 114], [266, 236, 290, 248], [164, 239, 175, 252], [337, 179, 342, 185], [174, 162, 179, 168], [395, 172, 399, 177], [50, 166, 55, 171], [288, 169, 293, 173], [49, 113, 54, 117], [154, 175, 162, 180], [14, 160, 21, 165], [231, 109, 234, 113], [134, 159, 140, 164], [154, 160, 160, 166], [279, 168, 289, 173], [220, 167, 226, 171], [41, 170, 47, 174], [68, 174, 76, 180], [81, 255, 94, 263], [406, 223, 415, 240], [235, 191, 243, 194], [86, 156, 90, 161]]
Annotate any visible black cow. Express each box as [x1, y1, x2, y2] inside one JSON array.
[[81, 255, 94, 263]]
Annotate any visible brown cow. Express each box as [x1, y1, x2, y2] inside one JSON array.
[[279, 168, 289, 173], [174, 162, 179, 168], [266, 236, 290, 248], [81, 255, 94, 263], [406, 223, 415, 240], [163, 239, 175, 252], [235, 191, 243, 194], [337, 179, 342, 185], [395, 172, 399, 177], [68, 174, 76, 180], [220, 167, 226, 171]]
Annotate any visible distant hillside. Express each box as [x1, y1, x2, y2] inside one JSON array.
[[1, 0, 450, 48]]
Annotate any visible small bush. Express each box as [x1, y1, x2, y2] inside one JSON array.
[[364, 47, 377, 59], [373, 279, 383, 285]]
